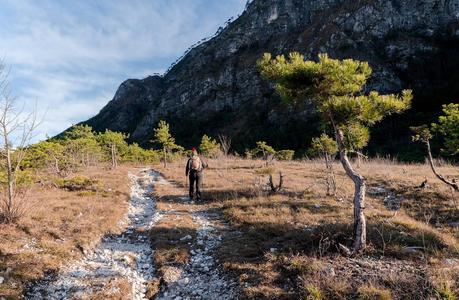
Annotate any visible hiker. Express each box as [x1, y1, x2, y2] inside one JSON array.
[[186, 148, 207, 200]]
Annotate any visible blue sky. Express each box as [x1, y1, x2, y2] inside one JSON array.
[[0, 0, 247, 141]]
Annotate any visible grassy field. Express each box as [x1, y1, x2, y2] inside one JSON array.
[[157, 157, 459, 299], [0, 157, 458, 299], [0, 165, 132, 299]]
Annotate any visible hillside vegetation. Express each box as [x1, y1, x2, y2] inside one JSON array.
[[0, 37, 458, 298], [157, 157, 459, 299]]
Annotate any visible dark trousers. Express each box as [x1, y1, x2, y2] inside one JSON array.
[[189, 170, 203, 199]]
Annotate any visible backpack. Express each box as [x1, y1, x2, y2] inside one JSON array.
[[190, 156, 202, 171]]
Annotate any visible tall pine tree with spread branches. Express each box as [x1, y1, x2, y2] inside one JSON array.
[[259, 53, 412, 252]]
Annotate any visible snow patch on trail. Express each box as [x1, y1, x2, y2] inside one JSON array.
[[156, 210, 239, 300], [27, 169, 161, 300]]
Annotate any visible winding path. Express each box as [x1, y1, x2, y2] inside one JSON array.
[[27, 169, 238, 300], [28, 169, 161, 299]]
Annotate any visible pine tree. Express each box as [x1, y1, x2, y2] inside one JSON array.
[[199, 134, 220, 157], [412, 103, 459, 191], [259, 53, 412, 252], [431, 103, 459, 155], [97, 130, 128, 169], [153, 120, 183, 168], [63, 125, 101, 167], [255, 141, 276, 159]]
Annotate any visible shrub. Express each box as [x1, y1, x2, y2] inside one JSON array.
[[304, 285, 323, 300], [255, 141, 276, 159], [276, 149, 295, 160], [123, 143, 161, 164], [0, 170, 34, 188], [245, 148, 255, 159], [435, 280, 457, 300], [56, 175, 100, 191], [357, 284, 392, 300], [309, 134, 338, 158], [199, 134, 221, 157]]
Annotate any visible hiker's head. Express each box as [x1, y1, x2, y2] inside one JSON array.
[[191, 147, 198, 156]]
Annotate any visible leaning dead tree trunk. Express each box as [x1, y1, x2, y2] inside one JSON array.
[[335, 128, 366, 252], [268, 172, 284, 194], [424, 140, 458, 191]]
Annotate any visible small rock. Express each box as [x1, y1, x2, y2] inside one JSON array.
[[448, 222, 459, 228], [403, 246, 424, 254], [0, 276, 4, 284], [368, 186, 387, 195], [180, 235, 192, 241], [324, 267, 335, 277], [443, 258, 459, 267]]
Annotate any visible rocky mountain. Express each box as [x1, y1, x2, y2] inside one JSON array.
[[83, 0, 459, 158]]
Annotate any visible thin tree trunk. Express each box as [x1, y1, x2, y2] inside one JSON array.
[[6, 146, 13, 216], [335, 128, 367, 252], [2, 125, 14, 220], [53, 154, 60, 175], [111, 144, 117, 168], [425, 140, 458, 191], [163, 147, 167, 168], [324, 153, 336, 196], [325, 153, 331, 195]]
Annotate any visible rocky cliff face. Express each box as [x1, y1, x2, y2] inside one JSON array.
[[84, 0, 459, 156]]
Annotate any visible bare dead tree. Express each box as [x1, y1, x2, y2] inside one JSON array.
[[0, 61, 39, 223], [268, 172, 284, 194], [218, 134, 232, 156]]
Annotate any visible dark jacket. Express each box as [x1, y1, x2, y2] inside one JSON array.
[[186, 156, 208, 176]]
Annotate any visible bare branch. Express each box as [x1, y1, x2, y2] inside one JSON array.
[[0, 61, 40, 223], [348, 150, 368, 159], [218, 134, 232, 156], [268, 172, 284, 194]]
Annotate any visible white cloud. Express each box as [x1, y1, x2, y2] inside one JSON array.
[[0, 0, 246, 142]]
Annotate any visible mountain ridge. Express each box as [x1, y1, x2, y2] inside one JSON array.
[[82, 0, 459, 159]]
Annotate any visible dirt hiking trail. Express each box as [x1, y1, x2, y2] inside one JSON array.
[[27, 169, 239, 300]]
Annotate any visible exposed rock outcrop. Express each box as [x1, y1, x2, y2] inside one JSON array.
[[84, 0, 459, 154]]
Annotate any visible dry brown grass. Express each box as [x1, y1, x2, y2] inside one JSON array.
[[0, 165, 132, 298], [83, 277, 132, 300], [158, 157, 459, 299]]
